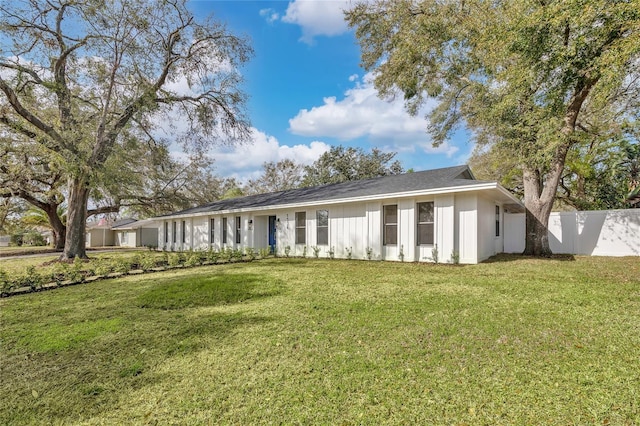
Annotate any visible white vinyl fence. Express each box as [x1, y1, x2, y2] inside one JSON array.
[[505, 208, 640, 256]]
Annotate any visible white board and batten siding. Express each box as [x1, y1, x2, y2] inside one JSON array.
[[157, 191, 509, 264]]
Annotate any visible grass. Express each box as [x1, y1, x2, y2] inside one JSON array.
[[0, 245, 59, 257], [1, 255, 639, 425], [0, 249, 149, 275]]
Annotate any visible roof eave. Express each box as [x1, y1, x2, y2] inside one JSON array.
[[153, 182, 522, 220]]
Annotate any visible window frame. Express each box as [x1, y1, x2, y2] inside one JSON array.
[[235, 216, 241, 244], [295, 211, 306, 245], [316, 209, 329, 245], [209, 218, 215, 244], [181, 220, 186, 244], [164, 222, 168, 244], [172, 221, 176, 244], [417, 202, 435, 246], [222, 217, 228, 244], [383, 204, 398, 246], [495, 205, 500, 237]]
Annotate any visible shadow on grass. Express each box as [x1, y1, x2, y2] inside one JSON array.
[[484, 253, 576, 263], [137, 272, 281, 310], [0, 271, 284, 425]]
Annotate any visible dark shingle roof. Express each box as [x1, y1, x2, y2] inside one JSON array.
[[162, 165, 486, 217]]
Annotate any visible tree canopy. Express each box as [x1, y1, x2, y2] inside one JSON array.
[[302, 146, 403, 187], [0, 0, 252, 259], [245, 159, 306, 195], [347, 0, 640, 255]]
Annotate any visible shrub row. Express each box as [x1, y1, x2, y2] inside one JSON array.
[[0, 247, 267, 296]]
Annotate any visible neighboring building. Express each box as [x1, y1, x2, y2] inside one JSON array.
[[0, 235, 10, 247], [154, 165, 523, 264], [86, 218, 157, 248], [111, 218, 159, 248]]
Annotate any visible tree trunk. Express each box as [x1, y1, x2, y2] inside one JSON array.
[[522, 142, 572, 256], [522, 166, 553, 256], [60, 177, 90, 260], [42, 204, 66, 250]]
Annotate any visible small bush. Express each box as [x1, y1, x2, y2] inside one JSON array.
[[328, 247, 335, 260], [365, 247, 373, 260], [231, 248, 244, 262], [302, 246, 307, 258], [168, 253, 182, 268], [0, 268, 11, 293], [113, 257, 132, 274], [140, 253, 159, 271], [207, 248, 220, 263], [94, 259, 114, 276], [258, 248, 270, 259], [431, 245, 439, 264], [399, 245, 405, 262], [68, 256, 85, 282], [130, 254, 142, 270], [185, 251, 201, 267], [9, 232, 23, 247], [450, 250, 460, 264], [23, 231, 47, 246], [284, 245, 291, 258], [245, 247, 256, 261], [21, 266, 44, 291], [220, 248, 233, 262], [345, 247, 352, 260], [312, 246, 320, 258]]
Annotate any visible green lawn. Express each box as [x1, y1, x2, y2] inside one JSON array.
[[1, 256, 639, 424]]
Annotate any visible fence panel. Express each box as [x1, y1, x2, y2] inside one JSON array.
[[504, 209, 640, 256]]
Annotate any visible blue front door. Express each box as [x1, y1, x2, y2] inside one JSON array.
[[268, 216, 276, 253]]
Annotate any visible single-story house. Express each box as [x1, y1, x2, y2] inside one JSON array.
[[86, 218, 135, 247], [86, 218, 157, 248], [154, 165, 524, 264], [111, 218, 159, 248]]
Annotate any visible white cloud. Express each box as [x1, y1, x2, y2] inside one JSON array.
[[259, 8, 280, 24], [281, 0, 351, 44], [200, 128, 330, 181], [288, 73, 459, 157]]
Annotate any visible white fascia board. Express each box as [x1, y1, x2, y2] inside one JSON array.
[[155, 182, 521, 221]]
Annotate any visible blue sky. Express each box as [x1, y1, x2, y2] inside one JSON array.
[[187, 0, 473, 181]]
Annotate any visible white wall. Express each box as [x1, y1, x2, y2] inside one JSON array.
[[155, 191, 519, 264], [477, 195, 502, 262], [455, 193, 477, 264], [435, 194, 454, 263], [504, 209, 640, 256], [116, 230, 137, 247]]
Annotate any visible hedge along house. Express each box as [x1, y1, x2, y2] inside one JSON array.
[[155, 165, 523, 264]]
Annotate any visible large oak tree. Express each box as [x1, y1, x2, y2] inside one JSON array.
[[347, 0, 640, 255], [0, 0, 252, 259]]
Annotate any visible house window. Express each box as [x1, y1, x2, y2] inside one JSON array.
[[495, 205, 500, 237], [417, 202, 434, 245], [383, 205, 398, 245], [181, 220, 186, 244], [235, 216, 241, 244], [295, 212, 306, 244], [222, 217, 228, 244], [172, 221, 176, 243], [164, 222, 168, 243], [210, 218, 215, 244], [316, 210, 328, 245]]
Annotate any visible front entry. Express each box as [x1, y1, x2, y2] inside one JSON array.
[[268, 216, 277, 254]]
